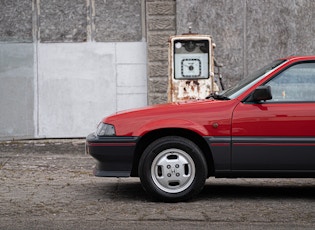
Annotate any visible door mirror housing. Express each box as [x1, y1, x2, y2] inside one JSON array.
[[247, 85, 272, 102]]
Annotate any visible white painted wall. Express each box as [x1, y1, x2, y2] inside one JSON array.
[[116, 43, 148, 111], [0, 43, 35, 140], [37, 42, 147, 138]]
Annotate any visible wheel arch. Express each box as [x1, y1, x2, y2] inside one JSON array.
[[130, 128, 214, 177]]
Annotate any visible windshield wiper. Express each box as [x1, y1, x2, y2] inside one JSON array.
[[206, 93, 230, 100]]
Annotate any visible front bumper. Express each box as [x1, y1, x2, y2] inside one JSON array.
[[86, 133, 139, 177]]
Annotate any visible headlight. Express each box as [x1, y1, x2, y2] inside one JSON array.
[[96, 123, 116, 136]]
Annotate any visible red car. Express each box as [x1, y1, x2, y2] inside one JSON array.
[[86, 56, 315, 202]]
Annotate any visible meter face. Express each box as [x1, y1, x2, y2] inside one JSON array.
[[174, 40, 209, 79]]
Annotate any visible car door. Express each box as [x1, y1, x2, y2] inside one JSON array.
[[231, 62, 315, 172]]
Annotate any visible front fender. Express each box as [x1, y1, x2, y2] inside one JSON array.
[[133, 119, 209, 137]]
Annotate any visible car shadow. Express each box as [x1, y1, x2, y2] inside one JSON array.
[[87, 179, 149, 201], [198, 180, 315, 201], [93, 178, 315, 202]]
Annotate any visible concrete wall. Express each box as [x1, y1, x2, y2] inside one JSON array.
[[0, 44, 35, 139], [1, 0, 315, 139], [146, 0, 315, 104], [176, 0, 315, 88], [37, 42, 147, 138], [0, 0, 147, 140], [146, 0, 176, 105]]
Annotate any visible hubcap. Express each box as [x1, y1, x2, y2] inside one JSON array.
[[151, 148, 196, 193]]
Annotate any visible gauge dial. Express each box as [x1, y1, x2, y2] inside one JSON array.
[[181, 59, 201, 78]]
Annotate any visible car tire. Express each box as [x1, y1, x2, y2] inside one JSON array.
[[139, 136, 207, 202]]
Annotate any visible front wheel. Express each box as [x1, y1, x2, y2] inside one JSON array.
[[138, 136, 207, 202]]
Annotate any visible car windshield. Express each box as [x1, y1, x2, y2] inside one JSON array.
[[217, 59, 286, 100]]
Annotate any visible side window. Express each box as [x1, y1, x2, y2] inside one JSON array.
[[265, 62, 315, 102]]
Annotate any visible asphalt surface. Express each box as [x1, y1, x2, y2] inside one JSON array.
[[1, 139, 315, 229]]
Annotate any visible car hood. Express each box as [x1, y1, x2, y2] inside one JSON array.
[[103, 99, 238, 136], [107, 99, 224, 118]]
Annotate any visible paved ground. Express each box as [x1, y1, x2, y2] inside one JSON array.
[[1, 139, 315, 229]]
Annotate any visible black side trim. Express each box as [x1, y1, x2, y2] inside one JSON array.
[[204, 136, 231, 171], [86, 133, 139, 143], [215, 170, 315, 178], [233, 136, 315, 144]]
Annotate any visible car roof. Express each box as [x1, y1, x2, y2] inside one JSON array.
[[280, 56, 315, 61]]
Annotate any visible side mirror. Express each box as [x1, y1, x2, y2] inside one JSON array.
[[248, 85, 272, 102]]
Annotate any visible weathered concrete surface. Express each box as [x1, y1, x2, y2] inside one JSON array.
[[94, 0, 143, 42], [146, 0, 176, 105], [39, 0, 87, 42], [0, 0, 33, 42], [0, 41, 147, 140], [0, 0, 147, 140], [37, 42, 116, 138], [176, 0, 315, 88], [37, 42, 147, 138], [147, 0, 315, 104], [39, 0, 143, 42], [0, 43, 35, 140], [1, 139, 315, 229]]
